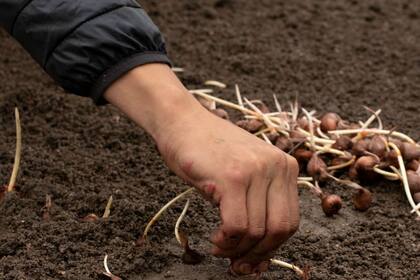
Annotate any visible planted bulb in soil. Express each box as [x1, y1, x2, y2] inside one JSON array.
[[179, 231, 204, 265], [321, 194, 342, 217], [352, 188, 373, 211], [81, 213, 99, 222]]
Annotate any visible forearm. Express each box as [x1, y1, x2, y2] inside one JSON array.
[[104, 64, 206, 142]]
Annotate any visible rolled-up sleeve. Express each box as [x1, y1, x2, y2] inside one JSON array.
[[0, 0, 171, 104]]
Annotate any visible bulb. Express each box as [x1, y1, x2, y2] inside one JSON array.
[[307, 153, 328, 181], [352, 188, 373, 211], [321, 194, 342, 216], [320, 113, 341, 132], [332, 136, 353, 151]]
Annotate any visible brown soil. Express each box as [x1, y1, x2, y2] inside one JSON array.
[[0, 0, 419, 279]]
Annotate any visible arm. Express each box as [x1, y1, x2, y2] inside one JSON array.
[[105, 64, 300, 274], [1, 0, 300, 274]]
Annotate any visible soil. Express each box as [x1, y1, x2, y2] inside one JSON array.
[[0, 0, 419, 279]]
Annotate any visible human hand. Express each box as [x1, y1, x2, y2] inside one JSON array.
[[105, 64, 300, 275]]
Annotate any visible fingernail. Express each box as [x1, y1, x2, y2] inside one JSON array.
[[240, 263, 252, 274]]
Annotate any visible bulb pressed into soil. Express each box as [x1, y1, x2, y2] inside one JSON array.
[[81, 213, 99, 222], [352, 188, 373, 211], [321, 193, 342, 217], [320, 112, 341, 132], [178, 231, 204, 265]]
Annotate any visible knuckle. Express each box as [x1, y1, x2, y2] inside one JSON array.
[[268, 220, 293, 239], [224, 222, 247, 237], [254, 158, 269, 173], [287, 155, 299, 174], [247, 226, 266, 240], [224, 167, 249, 186], [270, 150, 287, 166]]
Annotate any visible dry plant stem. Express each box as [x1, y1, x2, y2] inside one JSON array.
[[7, 107, 22, 192], [142, 188, 194, 240], [103, 254, 122, 280], [373, 166, 400, 181], [305, 143, 346, 156], [102, 195, 113, 219], [298, 177, 313, 182], [270, 259, 305, 277], [191, 90, 257, 116], [298, 180, 322, 197], [204, 80, 227, 88], [301, 108, 315, 151], [360, 108, 382, 129], [254, 127, 272, 136], [327, 174, 362, 190], [329, 128, 415, 144], [317, 126, 330, 140], [244, 97, 279, 131], [273, 94, 282, 112], [235, 84, 244, 108], [327, 156, 356, 171], [175, 199, 190, 245], [297, 128, 335, 145], [388, 142, 420, 216], [353, 108, 382, 141], [171, 67, 184, 73], [411, 202, 420, 213]]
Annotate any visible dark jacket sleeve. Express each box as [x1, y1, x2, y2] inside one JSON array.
[[0, 0, 171, 104]]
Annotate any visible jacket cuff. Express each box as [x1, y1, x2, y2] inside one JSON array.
[[90, 51, 172, 105]]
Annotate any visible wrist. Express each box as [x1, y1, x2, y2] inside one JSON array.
[[104, 64, 206, 142]]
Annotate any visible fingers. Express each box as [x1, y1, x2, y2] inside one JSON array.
[[210, 179, 249, 250], [231, 154, 300, 271], [212, 173, 271, 258]]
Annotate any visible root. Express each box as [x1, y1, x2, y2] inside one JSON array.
[[7, 107, 22, 192]]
